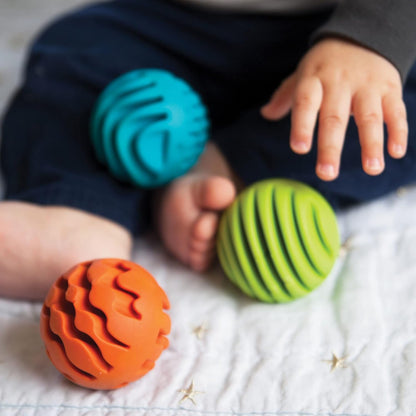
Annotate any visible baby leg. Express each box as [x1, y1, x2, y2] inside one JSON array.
[[0, 0, 205, 299]]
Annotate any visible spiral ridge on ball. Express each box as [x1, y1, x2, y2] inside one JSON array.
[[90, 69, 209, 187], [217, 179, 340, 303], [40, 259, 171, 390]]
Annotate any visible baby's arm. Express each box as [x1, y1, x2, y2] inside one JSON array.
[[261, 0, 416, 182]]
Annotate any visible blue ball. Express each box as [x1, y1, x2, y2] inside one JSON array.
[[90, 69, 210, 187]]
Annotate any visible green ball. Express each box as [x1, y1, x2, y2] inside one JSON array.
[[217, 179, 340, 303]]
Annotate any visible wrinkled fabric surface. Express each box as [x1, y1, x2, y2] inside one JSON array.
[[1, 186, 416, 416]]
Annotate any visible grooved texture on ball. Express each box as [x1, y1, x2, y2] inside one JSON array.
[[40, 259, 171, 390], [217, 179, 340, 303], [90, 69, 209, 187]]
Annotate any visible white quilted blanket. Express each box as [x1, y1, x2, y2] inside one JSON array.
[[1, 2, 416, 415]]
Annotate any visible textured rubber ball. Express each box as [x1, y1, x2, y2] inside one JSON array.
[[217, 179, 340, 303], [40, 259, 171, 390], [90, 69, 209, 187]]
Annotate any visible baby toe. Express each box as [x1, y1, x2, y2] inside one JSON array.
[[193, 176, 236, 211], [192, 212, 219, 242], [189, 247, 216, 272], [190, 237, 216, 253]]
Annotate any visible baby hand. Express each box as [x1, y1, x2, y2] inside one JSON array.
[[261, 38, 408, 181]]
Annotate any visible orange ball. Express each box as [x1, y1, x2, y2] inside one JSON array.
[[40, 258, 171, 390]]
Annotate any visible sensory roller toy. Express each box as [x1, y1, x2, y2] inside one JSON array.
[[217, 179, 340, 303], [40, 258, 171, 390], [90, 69, 210, 187]]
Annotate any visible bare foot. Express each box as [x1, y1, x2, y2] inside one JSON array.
[[155, 142, 240, 271], [0, 202, 132, 300]]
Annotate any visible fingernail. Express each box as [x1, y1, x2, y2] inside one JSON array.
[[393, 144, 405, 156], [366, 158, 382, 170], [292, 141, 309, 152], [317, 164, 336, 177]]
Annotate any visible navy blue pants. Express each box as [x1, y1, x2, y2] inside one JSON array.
[[2, 0, 416, 235]]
